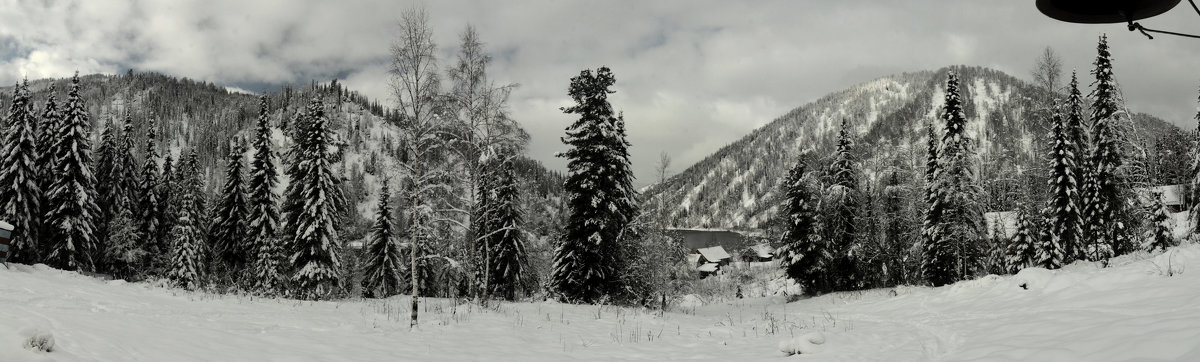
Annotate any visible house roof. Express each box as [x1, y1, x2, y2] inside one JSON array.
[[697, 246, 731, 261], [686, 253, 702, 266], [697, 263, 719, 272]]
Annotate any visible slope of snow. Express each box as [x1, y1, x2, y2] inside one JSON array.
[[3, 245, 1200, 361]]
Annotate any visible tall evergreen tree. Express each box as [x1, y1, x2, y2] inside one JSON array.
[[361, 181, 405, 298], [1082, 35, 1128, 261], [0, 80, 42, 263], [924, 71, 981, 287], [483, 155, 527, 301], [1064, 72, 1088, 195], [44, 73, 101, 271], [1005, 211, 1039, 273], [823, 118, 860, 290], [248, 96, 283, 295], [777, 153, 826, 295], [94, 119, 119, 261], [922, 120, 941, 266], [1190, 84, 1200, 239], [287, 97, 344, 299], [211, 142, 250, 273], [158, 153, 177, 245], [139, 117, 163, 256], [1143, 191, 1174, 253], [1046, 106, 1081, 266], [35, 85, 62, 258], [550, 67, 638, 303], [168, 168, 205, 291]]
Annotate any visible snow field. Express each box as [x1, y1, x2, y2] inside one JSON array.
[[2, 243, 1200, 361]]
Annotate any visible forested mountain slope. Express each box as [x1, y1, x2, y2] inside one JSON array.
[[645, 66, 1180, 230]]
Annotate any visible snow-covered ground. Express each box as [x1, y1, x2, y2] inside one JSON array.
[[4, 245, 1200, 361]]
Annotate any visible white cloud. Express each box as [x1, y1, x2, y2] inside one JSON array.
[[3, 0, 1198, 186]]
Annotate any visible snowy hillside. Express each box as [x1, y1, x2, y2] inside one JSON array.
[[646, 66, 1180, 230], [4, 243, 1199, 361]]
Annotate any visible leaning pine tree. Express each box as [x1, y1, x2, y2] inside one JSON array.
[[551, 67, 638, 303], [247, 96, 284, 295], [778, 152, 826, 295], [924, 71, 982, 287], [287, 98, 344, 299], [361, 181, 405, 298], [44, 73, 101, 271], [1082, 34, 1128, 261], [210, 142, 251, 275], [0, 80, 42, 263]]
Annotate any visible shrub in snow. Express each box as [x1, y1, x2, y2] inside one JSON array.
[[20, 327, 54, 353], [778, 331, 825, 356]]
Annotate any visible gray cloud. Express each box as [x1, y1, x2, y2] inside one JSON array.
[[3, 0, 1199, 187]]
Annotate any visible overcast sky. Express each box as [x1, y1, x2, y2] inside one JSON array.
[[3, 0, 1199, 186]]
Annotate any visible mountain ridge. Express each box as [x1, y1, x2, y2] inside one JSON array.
[[645, 65, 1181, 231]]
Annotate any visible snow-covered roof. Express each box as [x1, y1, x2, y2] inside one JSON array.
[[697, 246, 731, 262], [0, 220, 12, 231], [983, 211, 1019, 240], [686, 253, 702, 266], [697, 263, 719, 273]]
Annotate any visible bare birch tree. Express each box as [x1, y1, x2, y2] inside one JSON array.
[[390, 6, 445, 328], [1032, 46, 1063, 92]]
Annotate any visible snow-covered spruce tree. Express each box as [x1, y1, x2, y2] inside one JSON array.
[[361, 181, 405, 298], [1191, 84, 1200, 239], [94, 119, 119, 261], [0, 80, 42, 263], [483, 155, 527, 301], [1046, 106, 1082, 266], [34, 85, 62, 258], [44, 73, 101, 271], [822, 118, 860, 291], [778, 152, 827, 295], [551, 67, 639, 304], [115, 120, 141, 212], [168, 168, 205, 291], [1143, 191, 1174, 253], [247, 96, 284, 295], [101, 120, 143, 276], [210, 142, 250, 275], [286, 97, 344, 299], [1064, 72, 1088, 200], [158, 153, 177, 246], [178, 151, 208, 238], [139, 117, 164, 257], [1005, 212, 1039, 273], [924, 71, 982, 287], [1082, 34, 1129, 262], [922, 120, 941, 268]]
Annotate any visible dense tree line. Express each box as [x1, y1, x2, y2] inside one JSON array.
[[779, 36, 1186, 293]]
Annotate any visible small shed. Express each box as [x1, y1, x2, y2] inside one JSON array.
[[690, 245, 732, 277], [696, 246, 732, 265], [0, 220, 12, 266], [740, 243, 775, 262], [1136, 185, 1187, 212]]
